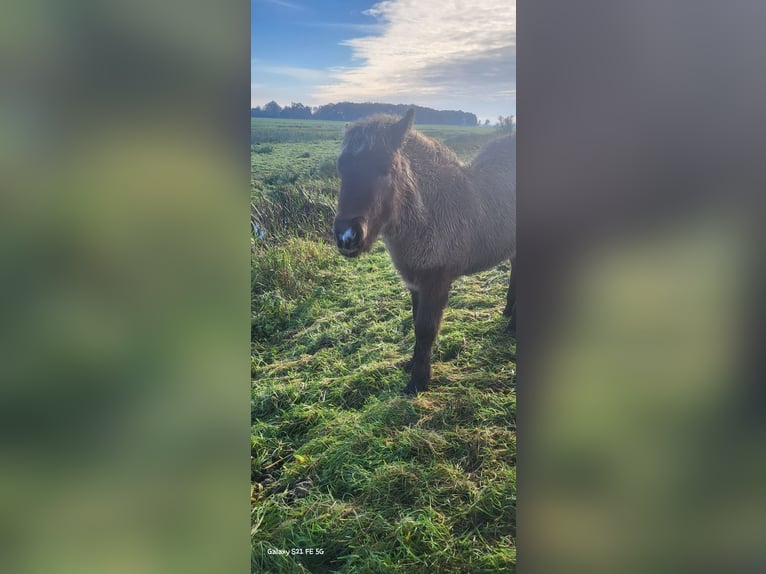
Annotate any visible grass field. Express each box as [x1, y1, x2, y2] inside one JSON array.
[[252, 118, 516, 573]]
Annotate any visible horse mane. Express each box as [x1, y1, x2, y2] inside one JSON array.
[[342, 114, 463, 168], [342, 114, 402, 155]]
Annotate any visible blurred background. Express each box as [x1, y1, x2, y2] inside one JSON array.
[[519, 1, 766, 572], [0, 1, 250, 573], [2, 0, 766, 573]]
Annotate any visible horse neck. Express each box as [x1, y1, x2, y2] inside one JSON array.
[[406, 132, 461, 178], [384, 152, 425, 240], [385, 135, 465, 239]]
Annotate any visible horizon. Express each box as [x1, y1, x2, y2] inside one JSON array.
[[251, 0, 516, 125], [250, 100, 511, 122]]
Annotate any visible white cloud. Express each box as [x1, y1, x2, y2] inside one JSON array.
[[313, 0, 515, 116]]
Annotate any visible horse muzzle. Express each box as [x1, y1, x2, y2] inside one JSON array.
[[333, 218, 366, 257]]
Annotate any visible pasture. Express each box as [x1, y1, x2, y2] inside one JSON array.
[[252, 118, 516, 572]]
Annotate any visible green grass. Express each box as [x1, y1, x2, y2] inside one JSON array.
[[252, 119, 515, 573]]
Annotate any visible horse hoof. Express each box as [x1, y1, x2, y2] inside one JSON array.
[[403, 377, 428, 395], [402, 385, 418, 396]]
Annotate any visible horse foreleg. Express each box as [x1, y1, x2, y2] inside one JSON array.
[[504, 258, 516, 337], [403, 289, 420, 372], [503, 258, 515, 317], [403, 281, 450, 395], [410, 289, 419, 325], [506, 302, 516, 337]]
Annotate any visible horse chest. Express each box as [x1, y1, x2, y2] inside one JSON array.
[[383, 234, 455, 291], [383, 236, 422, 283]]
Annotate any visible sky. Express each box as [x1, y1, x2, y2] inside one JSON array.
[[251, 0, 516, 123]]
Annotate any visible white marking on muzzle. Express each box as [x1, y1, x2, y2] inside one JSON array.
[[341, 228, 354, 242]]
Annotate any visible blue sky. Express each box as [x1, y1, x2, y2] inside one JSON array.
[[251, 0, 516, 123]]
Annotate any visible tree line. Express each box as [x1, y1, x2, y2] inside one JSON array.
[[251, 101, 480, 126]]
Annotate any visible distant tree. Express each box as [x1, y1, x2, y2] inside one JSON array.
[[252, 101, 481, 126], [497, 115, 514, 131], [281, 102, 312, 119], [263, 101, 282, 116]]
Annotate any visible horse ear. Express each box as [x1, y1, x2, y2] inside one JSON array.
[[402, 108, 415, 129], [389, 108, 415, 149]]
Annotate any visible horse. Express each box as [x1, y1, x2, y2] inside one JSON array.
[[333, 109, 516, 394]]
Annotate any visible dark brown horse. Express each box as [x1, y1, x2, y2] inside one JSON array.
[[334, 109, 516, 394]]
